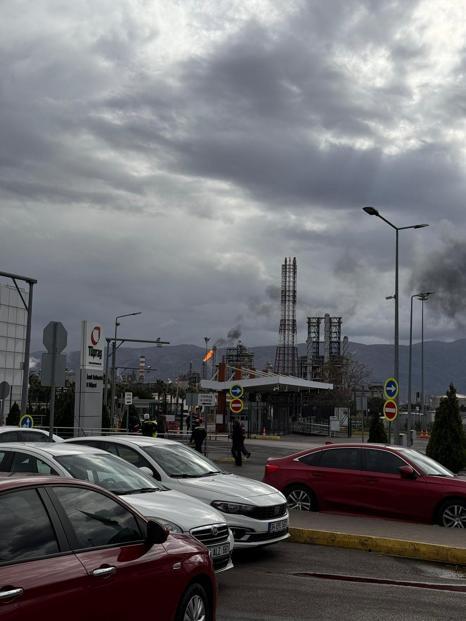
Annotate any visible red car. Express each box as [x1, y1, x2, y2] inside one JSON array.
[[0, 477, 216, 620], [263, 443, 466, 528]]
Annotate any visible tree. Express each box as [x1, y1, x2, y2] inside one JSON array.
[[426, 384, 466, 473], [367, 397, 387, 443], [6, 402, 20, 425]]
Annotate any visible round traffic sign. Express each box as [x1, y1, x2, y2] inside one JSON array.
[[384, 377, 399, 400], [383, 399, 398, 422], [229, 398, 244, 414], [230, 384, 244, 399], [19, 414, 34, 429]]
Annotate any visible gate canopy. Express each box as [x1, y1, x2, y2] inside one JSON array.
[[201, 375, 333, 393]]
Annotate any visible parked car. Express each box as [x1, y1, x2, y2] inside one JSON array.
[[263, 443, 466, 528], [0, 426, 62, 442], [0, 476, 216, 620], [0, 443, 233, 572], [65, 436, 290, 547]]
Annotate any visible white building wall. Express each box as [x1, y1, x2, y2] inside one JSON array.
[[0, 284, 27, 409]]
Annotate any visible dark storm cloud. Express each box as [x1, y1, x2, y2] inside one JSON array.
[[1, 0, 465, 349]]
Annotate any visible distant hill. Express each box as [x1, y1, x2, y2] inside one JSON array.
[[32, 339, 466, 398]]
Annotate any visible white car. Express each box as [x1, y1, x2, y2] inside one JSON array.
[[0, 426, 62, 442], [0, 442, 233, 572], [65, 436, 290, 548]]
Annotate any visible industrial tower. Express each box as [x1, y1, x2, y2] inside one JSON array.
[[274, 257, 298, 375]]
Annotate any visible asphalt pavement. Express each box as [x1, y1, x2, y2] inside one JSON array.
[[217, 542, 466, 621]]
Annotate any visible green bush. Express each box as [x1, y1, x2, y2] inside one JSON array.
[[367, 397, 387, 443], [426, 384, 466, 473]]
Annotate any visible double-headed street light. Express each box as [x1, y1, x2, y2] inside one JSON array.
[[407, 291, 434, 445], [110, 312, 142, 423], [362, 207, 429, 441]]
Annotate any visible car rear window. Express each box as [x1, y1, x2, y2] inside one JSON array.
[[318, 448, 362, 470], [299, 451, 322, 466]]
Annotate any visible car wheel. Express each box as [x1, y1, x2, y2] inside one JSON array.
[[438, 498, 466, 528], [285, 485, 315, 512], [176, 583, 210, 621]]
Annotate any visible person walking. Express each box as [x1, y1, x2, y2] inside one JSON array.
[[190, 418, 206, 453], [141, 413, 158, 438], [231, 419, 250, 466]]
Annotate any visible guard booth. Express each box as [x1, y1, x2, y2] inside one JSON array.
[[201, 368, 333, 435]]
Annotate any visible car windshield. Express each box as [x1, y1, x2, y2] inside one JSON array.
[[399, 449, 454, 477], [55, 452, 168, 494], [142, 444, 224, 478]]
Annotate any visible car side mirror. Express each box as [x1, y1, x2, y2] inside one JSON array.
[[139, 466, 153, 478], [146, 520, 168, 546], [399, 465, 416, 480]]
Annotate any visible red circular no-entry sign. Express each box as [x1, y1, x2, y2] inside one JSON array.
[[383, 399, 398, 422], [229, 398, 244, 414]]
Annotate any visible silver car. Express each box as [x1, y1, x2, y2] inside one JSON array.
[[0, 442, 234, 572], [65, 435, 290, 548]]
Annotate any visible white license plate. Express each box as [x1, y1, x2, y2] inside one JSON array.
[[209, 543, 230, 558], [268, 518, 288, 533]]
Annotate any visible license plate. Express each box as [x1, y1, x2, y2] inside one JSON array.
[[209, 543, 230, 559], [268, 518, 288, 533]]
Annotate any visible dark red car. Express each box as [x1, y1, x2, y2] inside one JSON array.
[[0, 477, 216, 620], [263, 443, 466, 528]]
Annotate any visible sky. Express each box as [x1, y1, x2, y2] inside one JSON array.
[[1, 0, 466, 352]]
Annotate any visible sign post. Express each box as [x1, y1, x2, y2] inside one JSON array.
[[42, 322, 67, 440], [74, 322, 104, 436]]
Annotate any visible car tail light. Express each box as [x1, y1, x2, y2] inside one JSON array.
[[265, 463, 280, 475]]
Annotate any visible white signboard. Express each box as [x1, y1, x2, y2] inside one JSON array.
[[124, 392, 133, 405], [198, 393, 217, 407], [80, 321, 104, 370], [330, 416, 341, 432]]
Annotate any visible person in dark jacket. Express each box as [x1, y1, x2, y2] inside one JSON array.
[[231, 419, 250, 466], [141, 413, 158, 438], [190, 418, 206, 453]]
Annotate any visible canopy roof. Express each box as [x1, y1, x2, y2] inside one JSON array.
[[201, 374, 333, 393]]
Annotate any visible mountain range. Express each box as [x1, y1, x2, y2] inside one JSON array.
[[32, 339, 466, 399]]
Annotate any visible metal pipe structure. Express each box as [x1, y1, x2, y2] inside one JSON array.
[[0, 270, 37, 415], [362, 208, 428, 442]]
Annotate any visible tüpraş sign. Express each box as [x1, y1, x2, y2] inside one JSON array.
[[80, 321, 104, 370]]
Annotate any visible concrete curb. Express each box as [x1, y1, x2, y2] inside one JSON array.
[[289, 527, 466, 565], [249, 434, 281, 441]]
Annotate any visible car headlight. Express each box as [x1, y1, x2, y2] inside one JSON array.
[[147, 518, 183, 533], [211, 501, 255, 515]]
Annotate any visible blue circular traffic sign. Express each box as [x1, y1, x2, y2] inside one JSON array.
[[19, 414, 34, 429], [230, 384, 244, 399], [383, 377, 399, 400]]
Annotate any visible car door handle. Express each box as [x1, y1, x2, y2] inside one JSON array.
[[364, 478, 378, 484], [0, 587, 24, 601], [92, 566, 116, 578]]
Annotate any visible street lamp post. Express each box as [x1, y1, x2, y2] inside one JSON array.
[[419, 292, 433, 423], [110, 312, 142, 425], [407, 291, 434, 445], [362, 207, 428, 442]]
